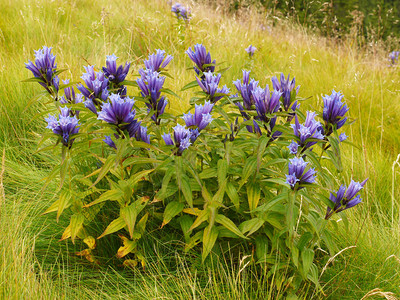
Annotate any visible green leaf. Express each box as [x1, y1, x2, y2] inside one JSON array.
[[136, 213, 149, 235], [84, 189, 123, 207], [239, 157, 257, 188], [122, 157, 161, 168], [247, 182, 261, 211], [199, 167, 217, 179], [202, 225, 219, 262], [128, 169, 154, 186], [98, 217, 126, 239], [255, 236, 269, 262], [212, 178, 227, 203], [92, 155, 116, 186], [121, 204, 138, 239], [57, 190, 73, 222], [239, 218, 265, 236], [189, 209, 209, 231], [217, 159, 228, 185], [70, 214, 85, 244], [301, 248, 314, 276], [297, 232, 313, 251], [180, 175, 193, 207], [161, 88, 181, 99], [226, 182, 240, 210], [162, 201, 185, 227], [292, 245, 299, 267], [181, 80, 199, 91], [215, 214, 247, 239]]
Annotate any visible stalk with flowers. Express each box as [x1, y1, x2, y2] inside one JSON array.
[[25, 43, 367, 296]]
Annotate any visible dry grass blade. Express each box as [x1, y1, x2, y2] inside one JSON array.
[[0, 148, 5, 205], [319, 245, 356, 279], [361, 288, 398, 300]]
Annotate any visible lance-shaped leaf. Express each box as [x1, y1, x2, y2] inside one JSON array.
[[70, 213, 85, 244], [57, 190, 73, 222], [92, 154, 116, 187], [84, 189, 124, 207], [117, 235, 138, 258], [226, 182, 240, 210], [215, 214, 247, 239], [239, 218, 265, 236], [301, 248, 314, 277], [98, 217, 126, 239], [121, 199, 148, 239], [162, 201, 185, 227], [189, 209, 210, 231], [247, 182, 261, 211], [202, 225, 219, 262]]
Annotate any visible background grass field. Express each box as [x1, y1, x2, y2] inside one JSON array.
[[1, 0, 400, 298]]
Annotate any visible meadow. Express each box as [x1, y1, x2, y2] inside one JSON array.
[[0, 0, 400, 298]]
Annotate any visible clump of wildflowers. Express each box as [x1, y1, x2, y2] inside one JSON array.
[[97, 93, 137, 129], [196, 71, 230, 103], [25, 46, 59, 95], [285, 157, 317, 189], [77, 66, 109, 104], [245, 45, 257, 57], [186, 44, 216, 77], [182, 101, 214, 140], [271, 73, 300, 116], [45, 106, 80, 147], [322, 90, 348, 136], [292, 111, 324, 150], [325, 179, 368, 219], [162, 124, 192, 155], [171, 3, 191, 22]]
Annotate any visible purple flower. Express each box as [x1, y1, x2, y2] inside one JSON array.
[[196, 71, 230, 103], [286, 157, 317, 189], [143, 49, 173, 72], [136, 70, 167, 124], [245, 45, 257, 57], [162, 133, 174, 146], [182, 101, 214, 130], [77, 65, 109, 102], [325, 178, 368, 219], [253, 85, 282, 123], [339, 132, 347, 142], [288, 140, 298, 154], [291, 111, 324, 149], [389, 51, 399, 65], [322, 90, 349, 133], [163, 124, 192, 155], [135, 126, 151, 144], [45, 107, 80, 147], [171, 3, 191, 21], [102, 54, 130, 86], [84, 99, 98, 114], [186, 44, 216, 76], [25, 46, 58, 94], [233, 70, 259, 110], [104, 135, 117, 149], [271, 73, 300, 113], [97, 93, 136, 126]]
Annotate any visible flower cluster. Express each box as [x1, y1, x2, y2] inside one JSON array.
[[291, 111, 324, 150], [171, 3, 191, 22], [322, 90, 348, 135], [325, 179, 368, 219], [245, 45, 257, 57], [45, 107, 80, 147], [186, 44, 216, 76], [285, 157, 317, 189], [25, 46, 59, 94], [143, 49, 173, 72], [163, 124, 192, 155], [233, 70, 259, 110], [389, 51, 399, 66], [271, 73, 299, 114], [102, 54, 130, 94], [196, 71, 229, 103], [77, 66, 109, 103]]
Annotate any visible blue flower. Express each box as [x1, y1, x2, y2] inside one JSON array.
[[233, 70, 259, 110], [253, 85, 282, 123], [271, 73, 299, 113], [135, 126, 151, 144], [245, 45, 257, 57], [102, 54, 130, 86], [288, 140, 299, 154], [104, 135, 117, 149], [97, 93, 136, 126], [291, 111, 324, 149], [286, 157, 317, 189], [171, 3, 191, 22], [339, 132, 347, 142], [77, 65, 109, 102], [182, 101, 214, 131], [143, 49, 173, 72], [325, 178, 368, 219], [162, 124, 193, 155], [389, 51, 399, 65], [25, 46, 59, 94], [186, 44, 216, 76], [45, 106, 80, 147], [196, 71, 229, 103], [322, 90, 349, 133]]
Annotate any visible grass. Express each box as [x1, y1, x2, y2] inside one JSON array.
[[1, 0, 400, 298]]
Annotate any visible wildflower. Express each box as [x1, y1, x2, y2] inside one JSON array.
[[104, 135, 117, 149], [162, 124, 192, 155], [339, 132, 347, 142], [45, 107, 80, 147], [245, 45, 257, 57], [102, 54, 130, 86], [136, 70, 167, 124], [171, 3, 191, 22], [322, 90, 348, 134], [288, 140, 298, 154], [292, 111, 324, 150], [186, 44, 216, 76], [143, 49, 173, 72], [182, 101, 214, 131], [253, 85, 281, 123], [135, 126, 151, 144], [285, 157, 316, 189], [325, 179, 368, 220], [271, 73, 300, 113], [196, 71, 230, 103], [389, 51, 399, 65], [97, 93, 136, 126], [233, 70, 259, 109], [25, 46, 58, 94], [77, 65, 109, 103], [84, 99, 98, 114]]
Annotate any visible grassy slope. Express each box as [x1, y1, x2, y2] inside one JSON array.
[[0, 0, 400, 298]]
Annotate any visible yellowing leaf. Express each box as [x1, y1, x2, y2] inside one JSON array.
[[83, 236, 96, 250], [247, 182, 260, 211], [162, 201, 184, 227], [98, 217, 125, 239], [202, 225, 219, 262], [116, 235, 137, 258], [70, 213, 85, 244]]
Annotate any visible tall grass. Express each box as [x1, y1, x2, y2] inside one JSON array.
[[1, 0, 400, 298]]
